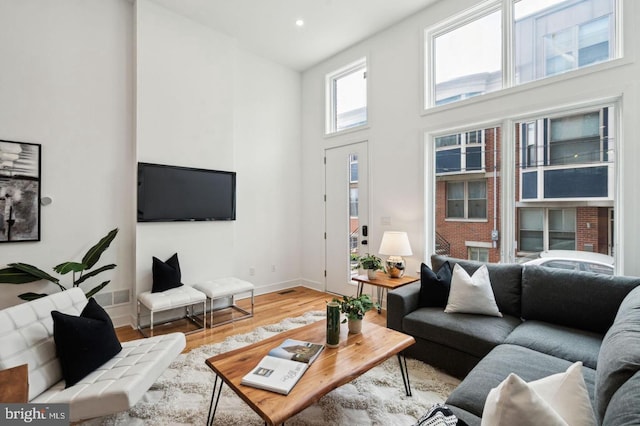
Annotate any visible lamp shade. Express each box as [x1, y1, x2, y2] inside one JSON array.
[[378, 231, 413, 256]]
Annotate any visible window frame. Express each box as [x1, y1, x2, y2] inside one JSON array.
[[325, 57, 368, 135]]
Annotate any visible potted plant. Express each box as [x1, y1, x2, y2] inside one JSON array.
[[358, 253, 384, 279], [332, 294, 380, 334], [0, 228, 119, 301]]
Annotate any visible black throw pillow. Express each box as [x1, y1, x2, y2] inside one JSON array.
[[51, 297, 122, 388], [151, 253, 183, 293], [418, 261, 453, 308]]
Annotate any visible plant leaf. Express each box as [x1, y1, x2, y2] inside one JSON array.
[[74, 264, 116, 286], [18, 292, 49, 301], [53, 262, 86, 275], [81, 228, 118, 270], [0, 266, 43, 284], [9, 263, 60, 284], [84, 280, 110, 299]]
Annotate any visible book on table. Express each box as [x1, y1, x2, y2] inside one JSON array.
[[241, 339, 324, 395]]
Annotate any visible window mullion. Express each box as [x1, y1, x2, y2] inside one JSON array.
[[502, 0, 514, 88]]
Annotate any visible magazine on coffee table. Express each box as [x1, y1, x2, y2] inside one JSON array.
[[241, 339, 324, 395]]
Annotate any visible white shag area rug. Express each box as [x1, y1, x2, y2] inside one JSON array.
[[86, 311, 460, 426]]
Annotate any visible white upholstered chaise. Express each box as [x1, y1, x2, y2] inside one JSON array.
[[0, 287, 185, 422]]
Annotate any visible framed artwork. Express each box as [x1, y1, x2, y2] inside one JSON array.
[[0, 140, 41, 243]]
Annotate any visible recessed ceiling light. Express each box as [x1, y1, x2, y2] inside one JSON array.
[[295, 19, 305, 27]]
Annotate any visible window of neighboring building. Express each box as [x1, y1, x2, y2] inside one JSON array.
[[549, 111, 601, 165], [435, 130, 486, 174], [468, 246, 490, 262], [326, 58, 367, 134], [447, 180, 487, 220], [426, 0, 618, 108], [518, 208, 576, 252]]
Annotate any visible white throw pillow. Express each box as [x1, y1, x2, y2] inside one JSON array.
[[481, 362, 596, 426], [444, 264, 502, 317]]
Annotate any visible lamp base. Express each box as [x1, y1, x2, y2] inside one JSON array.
[[385, 256, 405, 278]]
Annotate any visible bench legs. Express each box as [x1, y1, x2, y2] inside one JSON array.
[[208, 290, 254, 327], [137, 299, 206, 338]]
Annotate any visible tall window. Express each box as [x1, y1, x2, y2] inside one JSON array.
[[515, 104, 615, 261], [434, 127, 500, 261], [326, 58, 367, 134], [426, 0, 618, 108]]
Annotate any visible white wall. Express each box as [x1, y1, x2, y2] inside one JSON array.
[[135, 0, 302, 320], [301, 0, 640, 289], [0, 0, 302, 325], [0, 0, 135, 319]]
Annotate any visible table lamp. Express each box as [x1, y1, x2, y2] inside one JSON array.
[[378, 231, 412, 278]]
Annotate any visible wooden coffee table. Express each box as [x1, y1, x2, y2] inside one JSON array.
[[205, 320, 415, 425]]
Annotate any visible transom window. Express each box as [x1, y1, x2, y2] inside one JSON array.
[[426, 0, 618, 108], [326, 58, 367, 134]]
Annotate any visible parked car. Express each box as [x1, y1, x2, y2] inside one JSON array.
[[523, 250, 614, 275]]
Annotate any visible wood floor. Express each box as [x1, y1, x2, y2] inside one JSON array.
[[116, 286, 387, 353]]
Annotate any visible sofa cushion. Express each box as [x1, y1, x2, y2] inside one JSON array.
[[521, 265, 640, 334], [446, 344, 596, 419], [445, 264, 502, 317], [431, 255, 522, 318], [595, 285, 640, 424], [602, 370, 640, 426], [504, 320, 603, 369], [51, 298, 122, 387], [419, 262, 452, 308], [403, 308, 520, 359], [481, 362, 596, 426]]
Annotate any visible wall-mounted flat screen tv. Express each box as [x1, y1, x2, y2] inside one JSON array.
[[137, 162, 236, 222]]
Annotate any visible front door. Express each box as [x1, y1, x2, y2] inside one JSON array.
[[325, 142, 369, 296]]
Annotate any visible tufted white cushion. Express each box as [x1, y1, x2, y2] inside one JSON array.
[[193, 277, 254, 299], [0, 287, 186, 422], [0, 287, 87, 400], [33, 332, 185, 421], [138, 284, 206, 311]]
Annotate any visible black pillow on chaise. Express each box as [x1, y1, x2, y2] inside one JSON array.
[[51, 297, 122, 388], [152, 253, 183, 293], [418, 261, 452, 308]]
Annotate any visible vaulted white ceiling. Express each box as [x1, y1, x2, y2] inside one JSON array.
[[149, 0, 439, 71]]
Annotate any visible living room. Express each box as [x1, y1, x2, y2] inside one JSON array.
[[1, 0, 640, 424]]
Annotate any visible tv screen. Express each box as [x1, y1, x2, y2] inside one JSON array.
[[137, 162, 236, 222]]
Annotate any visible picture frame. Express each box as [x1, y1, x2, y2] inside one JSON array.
[[0, 140, 41, 243]]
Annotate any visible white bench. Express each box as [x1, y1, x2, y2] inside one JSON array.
[[0, 287, 185, 422], [193, 277, 254, 327], [137, 285, 207, 337]]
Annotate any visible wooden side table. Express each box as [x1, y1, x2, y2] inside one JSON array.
[[352, 271, 419, 313], [0, 364, 28, 403]]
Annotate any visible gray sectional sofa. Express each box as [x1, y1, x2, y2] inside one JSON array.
[[387, 255, 640, 425]]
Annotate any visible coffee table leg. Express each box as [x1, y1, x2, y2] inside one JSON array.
[[207, 375, 224, 426], [397, 354, 412, 397]]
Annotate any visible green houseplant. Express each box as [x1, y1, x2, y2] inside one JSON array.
[[357, 253, 384, 279], [0, 228, 118, 301], [332, 294, 380, 334]]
